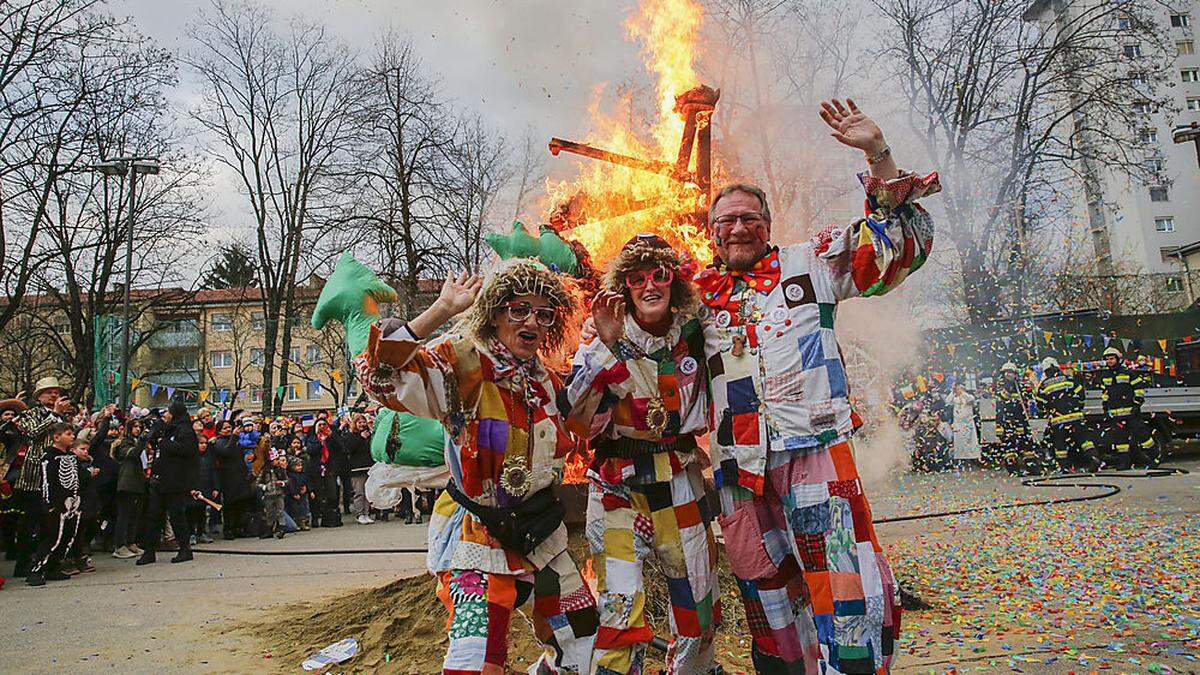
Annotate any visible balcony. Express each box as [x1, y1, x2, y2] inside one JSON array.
[[148, 328, 202, 349], [150, 369, 202, 388]]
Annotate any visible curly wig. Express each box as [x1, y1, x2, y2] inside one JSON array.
[[602, 234, 698, 316], [454, 258, 579, 352]]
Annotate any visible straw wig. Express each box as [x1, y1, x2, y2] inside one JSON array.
[[454, 258, 578, 350]]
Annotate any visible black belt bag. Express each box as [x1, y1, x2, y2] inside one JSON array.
[[445, 481, 564, 556]]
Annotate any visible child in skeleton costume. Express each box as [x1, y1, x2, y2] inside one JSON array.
[[560, 234, 720, 675], [695, 99, 939, 674], [27, 423, 82, 586], [356, 260, 598, 675]]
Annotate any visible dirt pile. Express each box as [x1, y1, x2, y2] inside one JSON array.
[[234, 530, 922, 672]]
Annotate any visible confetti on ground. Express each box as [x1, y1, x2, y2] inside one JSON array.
[[885, 471, 1200, 671]]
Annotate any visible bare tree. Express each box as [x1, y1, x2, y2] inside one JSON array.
[[438, 115, 511, 271], [344, 36, 452, 316], [0, 1, 141, 333], [189, 0, 357, 414], [874, 0, 1177, 323], [511, 125, 547, 222]]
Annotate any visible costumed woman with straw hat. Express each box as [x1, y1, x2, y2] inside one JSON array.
[[11, 376, 71, 577], [356, 260, 599, 674], [561, 233, 721, 675]]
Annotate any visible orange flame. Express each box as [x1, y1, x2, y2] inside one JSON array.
[[545, 0, 713, 269]]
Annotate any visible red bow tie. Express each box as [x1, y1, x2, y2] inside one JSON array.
[[695, 249, 782, 312]]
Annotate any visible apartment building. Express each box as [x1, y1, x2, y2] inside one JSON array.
[[1025, 1, 1200, 296]]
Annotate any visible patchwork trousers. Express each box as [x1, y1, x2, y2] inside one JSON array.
[[437, 549, 598, 674], [718, 439, 900, 674], [587, 462, 721, 674]]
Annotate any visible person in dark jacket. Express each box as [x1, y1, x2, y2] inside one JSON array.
[[111, 419, 149, 559], [340, 414, 374, 525], [994, 362, 1033, 475], [302, 424, 324, 527], [188, 435, 217, 544], [321, 420, 346, 527], [1034, 357, 1098, 472], [137, 401, 199, 565], [210, 419, 253, 539], [285, 455, 310, 530], [1098, 346, 1157, 469]]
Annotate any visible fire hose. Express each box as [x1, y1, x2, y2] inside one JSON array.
[[191, 467, 1189, 655]]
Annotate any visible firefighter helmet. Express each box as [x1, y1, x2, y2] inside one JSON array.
[[1000, 361, 1019, 373], [1103, 346, 1123, 358], [1040, 357, 1060, 371]]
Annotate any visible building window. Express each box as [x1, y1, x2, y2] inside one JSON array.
[[1144, 158, 1165, 173], [288, 346, 301, 363], [1133, 101, 1152, 114], [251, 312, 265, 330], [251, 386, 263, 404], [1139, 128, 1159, 144], [212, 313, 232, 332], [250, 348, 265, 366], [1171, 13, 1191, 28], [1180, 40, 1196, 55], [1184, 69, 1200, 83], [287, 384, 301, 402], [1189, 97, 1200, 111], [210, 350, 232, 368], [1166, 276, 1185, 292], [307, 380, 323, 400], [1116, 16, 1133, 30], [305, 345, 320, 364], [347, 378, 359, 398], [1150, 186, 1170, 202], [1123, 43, 1143, 58], [1155, 216, 1176, 232]]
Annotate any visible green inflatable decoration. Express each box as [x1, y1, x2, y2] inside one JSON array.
[[312, 252, 446, 466], [485, 220, 578, 275]]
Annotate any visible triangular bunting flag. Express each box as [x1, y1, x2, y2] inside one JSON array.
[[312, 380, 322, 394], [198, 390, 210, 403], [1083, 335, 1093, 347], [219, 389, 229, 403], [1043, 331, 1053, 345], [151, 383, 159, 396], [166, 387, 175, 398], [130, 377, 141, 390], [947, 344, 957, 356], [1103, 335, 1111, 347], [1158, 339, 1168, 353]]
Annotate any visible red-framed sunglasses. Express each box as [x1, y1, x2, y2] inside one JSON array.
[[624, 266, 674, 290]]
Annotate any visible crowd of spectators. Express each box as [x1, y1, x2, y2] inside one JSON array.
[[0, 376, 434, 588]]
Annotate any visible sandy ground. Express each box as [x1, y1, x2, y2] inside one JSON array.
[[2, 459, 1197, 674]]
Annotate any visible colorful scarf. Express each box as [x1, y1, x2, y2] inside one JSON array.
[[485, 338, 547, 407]]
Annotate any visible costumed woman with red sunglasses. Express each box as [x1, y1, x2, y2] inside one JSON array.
[[561, 234, 720, 674]]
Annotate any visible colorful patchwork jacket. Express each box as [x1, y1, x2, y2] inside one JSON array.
[[697, 170, 939, 495], [560, 312, 708, 485], [355, 324, 575, 574]]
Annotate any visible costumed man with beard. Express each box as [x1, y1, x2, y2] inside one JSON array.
[[563, 234, 721, 674], [994, 362, 1033, 475], [1033, 357, 1097, 472], [357, 261, 598, 674], [693, 98, 938, 674], [11, 377, 71, 577], [1098, 346, 1157, 469]]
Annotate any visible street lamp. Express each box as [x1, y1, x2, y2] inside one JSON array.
[[91, 156, 161, 410]]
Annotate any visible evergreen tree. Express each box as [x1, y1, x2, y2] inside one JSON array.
[[201, 243, 258, 289]]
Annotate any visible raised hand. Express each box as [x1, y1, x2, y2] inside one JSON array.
[[591, 291, 626, 347], [435, 271, 484, 317], [819, 99, 886, 154]]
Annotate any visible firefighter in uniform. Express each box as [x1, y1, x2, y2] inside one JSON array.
[[1098, 347, 1157, 469], [1034, 357, 1098, 472], [994, 361, 1033, 475]]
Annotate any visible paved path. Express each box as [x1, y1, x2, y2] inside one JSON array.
[[2, 461, 1197, 673]]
